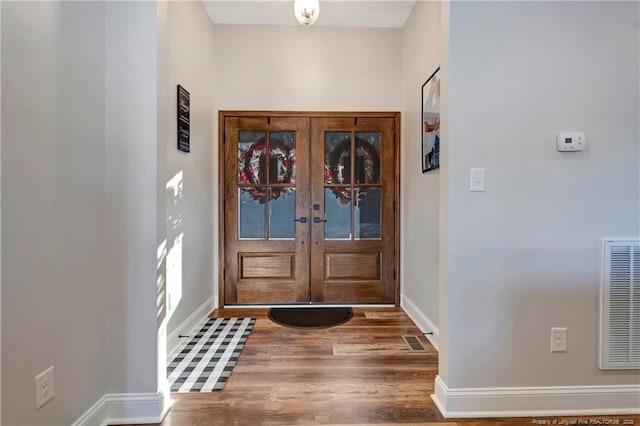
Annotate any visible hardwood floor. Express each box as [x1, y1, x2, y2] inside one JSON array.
[[152, 308, 639, 426]]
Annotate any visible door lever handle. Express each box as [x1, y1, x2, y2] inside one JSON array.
[[293, 217, 308, 224], [313, 217, 327, 223]]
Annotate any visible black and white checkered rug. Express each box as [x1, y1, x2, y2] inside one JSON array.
[[167, 317, 256, 392]]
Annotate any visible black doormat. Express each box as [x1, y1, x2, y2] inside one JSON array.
[[268, 307, 353, 329]]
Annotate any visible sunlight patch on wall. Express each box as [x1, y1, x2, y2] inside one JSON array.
[[166, 170, 184, 322], [157, 238, 167, 324], [166, 232, 184, 320], [167, 170, 184, 231]]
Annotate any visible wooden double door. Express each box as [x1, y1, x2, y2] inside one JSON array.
[[221, 112, 399, 305]]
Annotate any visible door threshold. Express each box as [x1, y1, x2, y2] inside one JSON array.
[[223, 304, 396, 309]]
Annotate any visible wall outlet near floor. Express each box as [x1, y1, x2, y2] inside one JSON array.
[[550, 327, 568, 352], [35, 366, 55, 409]]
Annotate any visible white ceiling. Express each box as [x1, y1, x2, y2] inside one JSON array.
[[203, 1, 416, 29]]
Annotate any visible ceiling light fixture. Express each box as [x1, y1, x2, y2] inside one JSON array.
[[294, 0, 319, 26]]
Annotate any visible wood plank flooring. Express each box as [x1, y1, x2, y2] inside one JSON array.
[[151, 308, 640, 426]]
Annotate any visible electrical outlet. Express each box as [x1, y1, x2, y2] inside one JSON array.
[[550, 327, 567, 352], [35, 366, 55, 409]]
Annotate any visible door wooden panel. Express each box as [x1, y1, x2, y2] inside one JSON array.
[[240, 253, 294, 279], [222, 113, 397, 305], [324, 253, 380, 280], [224, 116, 310, 304], [310, 117, 396, 303]]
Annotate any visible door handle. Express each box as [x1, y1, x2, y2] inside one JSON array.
[[293, 217, 308, 224], [313, 217, 327, 223]]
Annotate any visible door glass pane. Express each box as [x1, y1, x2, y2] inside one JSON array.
[[325, 188, 351, 239], [238, 187, 266, 239], [354, 187, 381, 239], [325, 132, 351, 184], [269, 188, 295, 239], [238, 131, 266, 184], [269, 132, 296, 184], [355, 132, 381, 184]]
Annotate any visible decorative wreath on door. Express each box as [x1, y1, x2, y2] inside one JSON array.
[[238, 137, 296, 203], [325, 136, 380, 204], [238, 135, 379, 205]]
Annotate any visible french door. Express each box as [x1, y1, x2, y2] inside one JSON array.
[[221, 113, 398, 305]]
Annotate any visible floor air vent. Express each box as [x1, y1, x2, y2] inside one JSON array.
[[402, 335, 427, 352], [600, 240, 640, 369]]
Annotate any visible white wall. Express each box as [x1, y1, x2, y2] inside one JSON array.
[[437, 0, 451, 386], [1, 2, 4, 421], [213, 25, 402, 112], [1, 1, 208, 423], [400, 1, 441, 336], [104, 0, 163, 396], [165, 1, 216, 338], [442, 0, 640, 391], [1, 2, 107, 423]]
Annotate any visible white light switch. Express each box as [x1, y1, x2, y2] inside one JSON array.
[[470, 168, 486, 192]]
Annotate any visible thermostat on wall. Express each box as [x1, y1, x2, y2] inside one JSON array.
[[556, 132, 585, 152]]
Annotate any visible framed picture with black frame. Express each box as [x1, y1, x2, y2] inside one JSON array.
[[177, 85, 190, 153], [421, 67, 440, 172]]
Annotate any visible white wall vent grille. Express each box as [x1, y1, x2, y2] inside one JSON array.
[[600, 240, 640, 369]]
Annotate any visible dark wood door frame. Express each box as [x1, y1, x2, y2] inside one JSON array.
[[217, 111, 401, 307]]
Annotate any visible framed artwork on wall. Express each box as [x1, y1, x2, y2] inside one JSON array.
[[177, 84, 190, 153], [422, 67, 440, 172]]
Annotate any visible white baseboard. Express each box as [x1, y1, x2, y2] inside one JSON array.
[[400, 294, 439, 351], [72, 392, 172, 426], [432, 375, 640, 418], [167, 296, 216, 357]]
